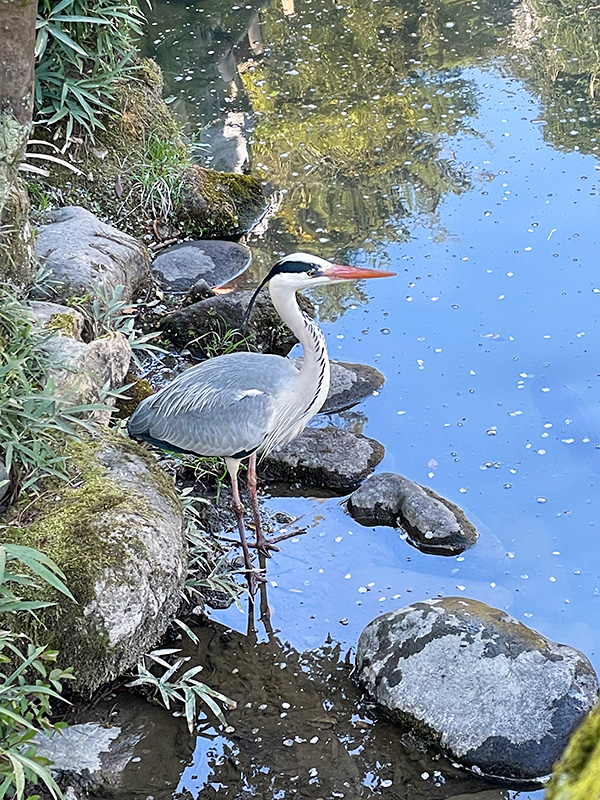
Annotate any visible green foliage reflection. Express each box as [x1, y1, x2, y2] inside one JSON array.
[[241, 0, 513, 256], [513, 0, 600, 156]]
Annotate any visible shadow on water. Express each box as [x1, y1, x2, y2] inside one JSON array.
[[102, 613, 522, 799]]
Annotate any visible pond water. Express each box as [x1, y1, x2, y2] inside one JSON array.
[[136, 0, 600, 797]]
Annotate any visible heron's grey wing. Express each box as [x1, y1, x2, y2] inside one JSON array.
[[128, 353, 299, 458]]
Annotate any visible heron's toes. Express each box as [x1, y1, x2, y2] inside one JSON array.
[[255, 537, 281, 557]]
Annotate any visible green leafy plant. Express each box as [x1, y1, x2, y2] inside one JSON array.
[[127, 645, 235, 733], [0, 542, 76, 800], [180, 489, 245, 609], [0, 282, 108, 500], [34, 0, 146, 141], [0, 543, 75, 614], [187, 327, 252, 359], [69, 283, 166, 368]]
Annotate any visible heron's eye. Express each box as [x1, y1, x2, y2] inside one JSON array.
[[307, 267, 318, 278]]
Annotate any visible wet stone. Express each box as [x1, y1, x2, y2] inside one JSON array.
[[347, 472, 479, 555], [355, 597, 600, 782], [262, 426, 385, 493], [291, 358, 385, 414], [34, 206, 151, 303], [35, 693, 188, 797], [546, 700, 600, 798], [152, 240, 251, 293]]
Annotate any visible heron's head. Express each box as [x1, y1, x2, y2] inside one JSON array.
[[243, 252, 395, 328]]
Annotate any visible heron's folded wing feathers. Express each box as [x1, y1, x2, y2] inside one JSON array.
[[128, 354, 299, 458]]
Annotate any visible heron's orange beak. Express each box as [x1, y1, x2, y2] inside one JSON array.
[[323, 264, 396, 281]]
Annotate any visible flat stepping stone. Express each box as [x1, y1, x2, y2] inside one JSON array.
[[152, 240, 251, 293]]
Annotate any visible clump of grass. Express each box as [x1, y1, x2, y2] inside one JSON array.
[[0, 281, 106, 500], [132, 133, 187, 221], [0, 542, 75, 800], [187, 328, 252, 360], [126, 490, 242, 732]]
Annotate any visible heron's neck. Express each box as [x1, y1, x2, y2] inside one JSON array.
[[269, 281, 330, 398]]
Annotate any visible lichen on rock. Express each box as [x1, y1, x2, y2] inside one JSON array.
[[355, 597, 599, 782]]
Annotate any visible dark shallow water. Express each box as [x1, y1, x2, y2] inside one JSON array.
[[134, 0, 600, 796]]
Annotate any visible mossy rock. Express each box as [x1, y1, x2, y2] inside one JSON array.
[[546, 703, 600, 800], [178, 165, 267, 239], [115, 373, 155, 419], [2, 430, 186, 691]]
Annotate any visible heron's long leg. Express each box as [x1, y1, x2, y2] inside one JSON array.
[[247, 453, 307, 555], [247, 453, 278, 556], [225, 457, 260, 593]]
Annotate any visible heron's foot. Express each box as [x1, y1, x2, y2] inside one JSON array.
[[255, 518, 308, 557]]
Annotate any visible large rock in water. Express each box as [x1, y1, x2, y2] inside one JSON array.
[[3, 432, 186, 691], [35, 206, 151, 303], [261, 427, 384, 493], [178, 165, 267, 237], [347, 472, 479, 555], [355, 598, 599, 782], [152, 240, 251, 293]]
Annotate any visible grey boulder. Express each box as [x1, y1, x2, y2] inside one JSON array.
[[262, 426, 384, 493], [44, 332, 132, 426], [28, 300, 86, 341], [355, 597, 599, 782], [152, 240, 251, 293], [35, 206, 150, 303], [347, 472, 479, 555]]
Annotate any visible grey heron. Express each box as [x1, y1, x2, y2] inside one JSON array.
[[128, 253, 394, 589]]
